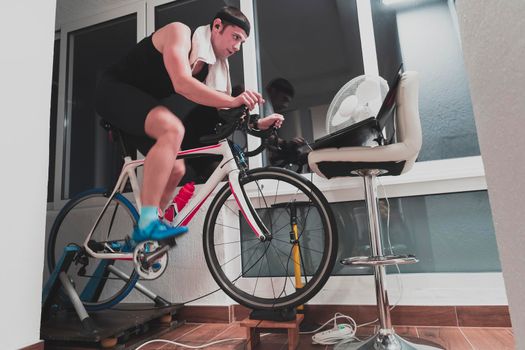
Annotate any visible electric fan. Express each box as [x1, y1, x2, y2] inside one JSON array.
[[326, 75, 389, 134]]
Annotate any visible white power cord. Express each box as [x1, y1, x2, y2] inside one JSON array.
[[300, 312, 358, 345], [378, 178, 404, 311], [134, 321, 273, 349], [135, 337, 246, 349]]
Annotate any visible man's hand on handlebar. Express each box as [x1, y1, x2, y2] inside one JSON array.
[[231, 90, 264, 110], [257, 113, 284, 130]]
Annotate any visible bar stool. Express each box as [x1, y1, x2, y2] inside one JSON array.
[[309, 71, 442, 350]]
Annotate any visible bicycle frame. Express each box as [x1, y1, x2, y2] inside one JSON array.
[[83, 139, 271, 261]]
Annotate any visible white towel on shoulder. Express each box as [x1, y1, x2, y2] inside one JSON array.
[[189, 25, 232, 95]]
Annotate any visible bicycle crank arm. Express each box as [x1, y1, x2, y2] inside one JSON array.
[[144, 245, 170, 267]]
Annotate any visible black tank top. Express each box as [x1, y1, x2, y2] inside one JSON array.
[[105, 34, 208, 99]]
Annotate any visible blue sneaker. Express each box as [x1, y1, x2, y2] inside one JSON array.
[[132, 220, 188, 243]]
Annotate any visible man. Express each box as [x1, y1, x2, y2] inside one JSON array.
[[96, 6, 284, 242], [259, 78, 307, 169], [263, 77, 295, 116]]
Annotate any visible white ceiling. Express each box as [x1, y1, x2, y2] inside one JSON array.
[[55, 0, 138, 25]]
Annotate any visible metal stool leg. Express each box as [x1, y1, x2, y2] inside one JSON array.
[[335, 170, 442, 350]]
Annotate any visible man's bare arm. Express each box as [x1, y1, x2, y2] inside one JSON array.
[[158, 23, 235, 108]]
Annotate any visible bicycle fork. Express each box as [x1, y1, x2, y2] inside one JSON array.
[[227, 169, 271, 242]]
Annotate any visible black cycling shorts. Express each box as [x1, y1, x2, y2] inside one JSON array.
[[95, 77, 222, 177], [95, 77, 159, 154]]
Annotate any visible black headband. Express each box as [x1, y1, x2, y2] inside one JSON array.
[[214, 12, 250, 36]]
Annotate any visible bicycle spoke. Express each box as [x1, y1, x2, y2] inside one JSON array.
[[254, 179, 270, 209], [280, 241, 310, 287], [214, 222, 240, 231], [298, 200, 314, 232], [271, 240, 308, 270], [270, 221, 294, 238], [214, 237, 259, 246], [264, 247, 276, 300], [219, 239, 262, 268], [272, 237, 325, 256], [228, 242, 272, 283], [225, 203, 240, 217], [252, 255, 265, 295], [205, 169, 336, 309], [275, 242, 297, 304], [273, 180, 280, 206], [268, 243, 295, 293], [267, 205, 288, 228]]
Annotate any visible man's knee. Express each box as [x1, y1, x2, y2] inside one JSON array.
[[145, 106, 185, 141], [172, 160, 185, 178]]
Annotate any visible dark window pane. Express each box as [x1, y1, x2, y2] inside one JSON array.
[[255, 0, 364, 169], [373, 1, 480, 161], [64, 14, 137, 199], [48, 38, 60, 202], [239, 190, 499, 277], [332, 191, 499, 275]]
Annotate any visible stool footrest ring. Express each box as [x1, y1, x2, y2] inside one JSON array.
[[341, 254, 418, 266]]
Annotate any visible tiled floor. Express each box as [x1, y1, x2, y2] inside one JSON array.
[[136, 322, 515, 350]]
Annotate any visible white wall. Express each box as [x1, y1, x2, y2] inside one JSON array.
[[0, 1, 56, 349], [456, 1, 525, 347]]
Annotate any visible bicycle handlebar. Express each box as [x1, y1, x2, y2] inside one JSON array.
[[198, 106, 274, 145]]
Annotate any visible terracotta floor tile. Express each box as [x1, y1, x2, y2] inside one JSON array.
[[45, 322, 515, 350], [461, 327, 515, 350]]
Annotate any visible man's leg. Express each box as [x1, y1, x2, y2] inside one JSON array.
[[159, 159, 186, 212], [142, 106, 184, 207], [134, 106, 188, 241]]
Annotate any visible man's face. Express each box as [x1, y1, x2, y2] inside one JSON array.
[[211, 21, 247, 59], [269, 88, 293, 112]]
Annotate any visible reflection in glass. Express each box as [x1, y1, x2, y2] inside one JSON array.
[[64, 15, 137, 199], [255, 0, 364, 169]]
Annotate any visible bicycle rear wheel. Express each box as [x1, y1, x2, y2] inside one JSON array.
[[203, 167, 337, 310], [47, 188, 139, 311]]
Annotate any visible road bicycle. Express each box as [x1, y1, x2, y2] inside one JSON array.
[[47, 106, 338, 312]]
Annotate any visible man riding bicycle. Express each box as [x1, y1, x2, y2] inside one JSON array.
[[95, 6, 283, 243]]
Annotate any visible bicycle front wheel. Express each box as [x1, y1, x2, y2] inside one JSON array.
[[203, 167, 337, 310], [47, 188, 139, 311]]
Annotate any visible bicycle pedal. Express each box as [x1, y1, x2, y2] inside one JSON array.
[[160, 237, 177, 247]]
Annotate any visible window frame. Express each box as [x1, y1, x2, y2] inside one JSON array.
[[48, 31, 61, 203], [50, 3, 146, 210], [251, 0, 486, 201], [50, 0, 486, 210]]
